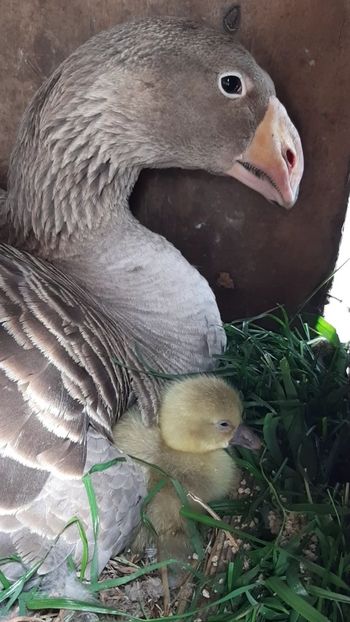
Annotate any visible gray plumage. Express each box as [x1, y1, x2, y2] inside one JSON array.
[[0, 17, 303, 595]]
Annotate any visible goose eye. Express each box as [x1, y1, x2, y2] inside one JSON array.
[[219, 73, 245, 98], [216, 420, 231, 430]]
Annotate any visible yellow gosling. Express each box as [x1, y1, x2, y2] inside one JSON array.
[[114, 376, 260, 563]]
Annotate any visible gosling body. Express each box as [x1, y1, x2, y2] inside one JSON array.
[[114, 376, 259, 560]]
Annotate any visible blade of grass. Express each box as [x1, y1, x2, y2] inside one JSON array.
[[265, 576, 330, 622]]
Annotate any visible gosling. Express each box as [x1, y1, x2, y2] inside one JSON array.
[[113, 376, 260, 562]]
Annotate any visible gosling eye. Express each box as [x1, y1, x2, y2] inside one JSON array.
[[216, 420, 232, 431], [218, 72, 246, 99]]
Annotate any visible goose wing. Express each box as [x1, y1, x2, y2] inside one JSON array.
[[0, 243, 132, 515]]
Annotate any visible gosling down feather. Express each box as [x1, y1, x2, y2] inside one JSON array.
[[0, 17, 303, 594], [114, 376, 261, 562]]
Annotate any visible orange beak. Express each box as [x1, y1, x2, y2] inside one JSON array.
[[227, 96, 304, 209]]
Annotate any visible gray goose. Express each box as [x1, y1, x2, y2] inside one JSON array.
[[0, 18, 303, 596]]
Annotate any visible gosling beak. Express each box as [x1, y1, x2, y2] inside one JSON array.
[[227, 96, 304, 209], [230, 423, 261, 451]]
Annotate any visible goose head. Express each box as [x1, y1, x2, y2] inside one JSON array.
[[88, 19, 302, 207], [7, 18, 303, 251], [159, 376, 260, 454]]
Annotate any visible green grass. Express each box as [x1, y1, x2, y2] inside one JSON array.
[[1, 310, 349, 621]]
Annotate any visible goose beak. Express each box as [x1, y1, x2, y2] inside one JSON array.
[[230, 423, 261, 451], [227, 96, 304, 209]]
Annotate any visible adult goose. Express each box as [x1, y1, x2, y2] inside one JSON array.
[[0, 17, 303, 595]]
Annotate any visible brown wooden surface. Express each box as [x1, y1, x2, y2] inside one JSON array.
[[0, 1, 349, 320]]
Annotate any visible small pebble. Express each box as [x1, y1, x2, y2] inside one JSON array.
[[304, 549, 317, 561]]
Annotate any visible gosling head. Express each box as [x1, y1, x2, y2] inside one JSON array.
[[159, 376, 261, 454]]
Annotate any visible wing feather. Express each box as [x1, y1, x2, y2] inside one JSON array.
[[0, 243, 133, 512]]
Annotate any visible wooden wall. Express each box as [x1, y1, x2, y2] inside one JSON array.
[[0, 0, 349, 320]]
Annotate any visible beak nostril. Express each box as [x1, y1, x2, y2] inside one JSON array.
[[285, 148, 296, 170]]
